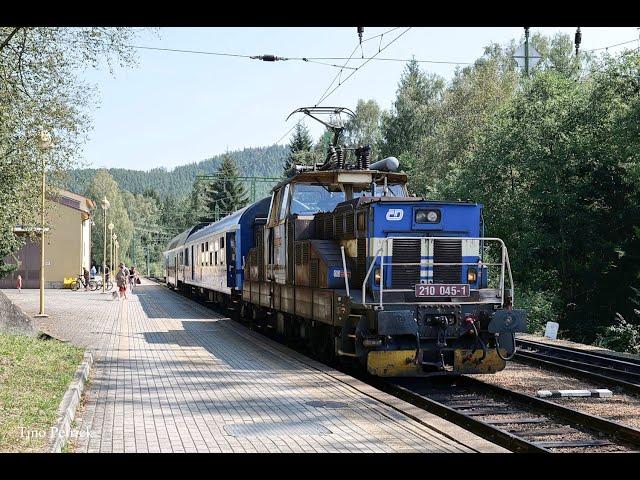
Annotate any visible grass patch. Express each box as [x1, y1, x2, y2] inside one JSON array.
[[0, 332, 84, 452]]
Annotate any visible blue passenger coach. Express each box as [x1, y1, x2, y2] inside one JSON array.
[[163, 197, 270, 300]]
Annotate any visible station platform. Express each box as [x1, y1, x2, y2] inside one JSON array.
[[2, 280, 505, 453]]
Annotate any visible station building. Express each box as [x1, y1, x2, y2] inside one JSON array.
[[0, 189, 94, 289]]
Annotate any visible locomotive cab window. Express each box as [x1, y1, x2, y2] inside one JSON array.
[[268, 189, 282, 226], [289, 182, 407, 216], [278, 184, 290, 222]]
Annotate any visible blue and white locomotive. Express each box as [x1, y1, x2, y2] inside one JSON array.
[[163, 107, 526, 376]]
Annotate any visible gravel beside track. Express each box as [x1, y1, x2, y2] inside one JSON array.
[[475, 361, 640, 430]]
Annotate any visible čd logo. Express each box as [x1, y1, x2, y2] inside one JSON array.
[[386, 209, 404, 221]]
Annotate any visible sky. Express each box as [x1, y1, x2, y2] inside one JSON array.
[[79, 27, 640, 171]]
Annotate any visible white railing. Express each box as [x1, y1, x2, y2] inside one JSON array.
[[361, 236, 515, 309]]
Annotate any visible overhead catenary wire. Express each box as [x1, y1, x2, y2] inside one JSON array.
[[130, 43, 472, 67], [277, 28, 411, 147], [270, 29, 405, 147], [586, 38, 640, 52], [62, 29, 640, 69], [278, 27, 413, 148], [316, 27, 412, 106]]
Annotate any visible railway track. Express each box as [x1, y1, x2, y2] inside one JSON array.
[[376, 375, 640, 453], [152, 278, 640, 453], [515, 338, 640, 395]]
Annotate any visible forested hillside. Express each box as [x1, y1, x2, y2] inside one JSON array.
[[64, 144, 288, 198]]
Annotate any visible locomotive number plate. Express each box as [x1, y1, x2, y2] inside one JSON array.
[[415, 284, 470, 297]]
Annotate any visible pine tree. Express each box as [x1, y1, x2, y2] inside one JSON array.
[[188, 175, 210, 223], [283, 123, 314, 177], [205, 155, 249, 220]]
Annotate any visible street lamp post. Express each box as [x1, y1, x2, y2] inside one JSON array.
[[108, 222, 114, 273], [101, 197, 111, 293], [113, 233, 118, 270], [35, 130, 52, 318], [114, 239, 119, 272]]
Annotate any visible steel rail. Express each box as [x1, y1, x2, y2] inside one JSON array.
[[515, 339, 640, 395], [380, 375, 640, 453], [515, 351, 640, 396], [460, 376, 640, 449], [369, 378, 548, 453], [517, 338, 640, 367]]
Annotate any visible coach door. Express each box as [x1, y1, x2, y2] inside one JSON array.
[[226, 231, 236, 288], [191, 245, 194, 281]]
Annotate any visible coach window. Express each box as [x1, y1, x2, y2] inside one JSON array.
[[278, 184, 290, 223], [220, 237, 224, 249]]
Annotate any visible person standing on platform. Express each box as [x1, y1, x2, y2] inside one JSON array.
[[116, 263, 130, 300], [90, 265, 97, 278], [16, 274, 22, 293], [128, 265, 137, 291], [83, 267, 90, 291]]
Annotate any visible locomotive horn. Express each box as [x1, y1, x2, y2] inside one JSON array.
[[369, 157, 399, 172]]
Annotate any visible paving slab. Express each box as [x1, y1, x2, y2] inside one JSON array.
[[2, 281, 505, 453]]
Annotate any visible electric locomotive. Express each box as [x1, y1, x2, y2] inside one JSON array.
[[163, 107, 527, 376]]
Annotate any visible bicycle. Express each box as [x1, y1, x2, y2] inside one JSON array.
[[71, 274, 97, 291], [128, 274, 137, 291], [94, 276, 114, 291]]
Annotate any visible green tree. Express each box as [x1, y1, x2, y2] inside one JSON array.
[[444, 60, 640, 342], [187, 173, 211, 224], [283, 123, 314, 177], [428, 43, 519, 198], [379, 59, 445, 174], [121, 189, 164, 268], [530, 32, 592, 78], [205, 155, 249, 220], [86, 169, 133, 269], [343, 99, 382, 158], [0, 27, 139, 277]]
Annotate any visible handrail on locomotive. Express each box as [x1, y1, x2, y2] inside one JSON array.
[[361, 236, 515, 309]]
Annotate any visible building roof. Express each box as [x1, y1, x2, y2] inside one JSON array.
[[49, 189, 94, 216]]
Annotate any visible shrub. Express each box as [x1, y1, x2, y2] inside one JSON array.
[[596, 312, 640, 354], [517, 289, 560, 335]]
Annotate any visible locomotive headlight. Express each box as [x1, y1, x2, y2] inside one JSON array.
[[415, 209, 441, 224], [467, 268, 477, 284], [374, 267, 381, 286]]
